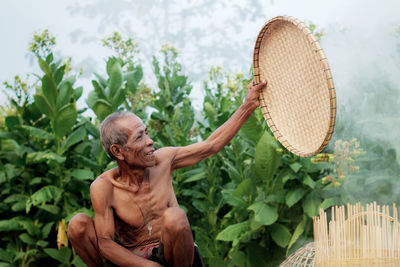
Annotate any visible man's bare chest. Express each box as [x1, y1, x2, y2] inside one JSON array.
[[112, 173, 174, 230]]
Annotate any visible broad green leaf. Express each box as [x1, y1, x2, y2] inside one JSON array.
[[270, 223, 292, 248], [4, 194, 26, 204], [125, 68, 143, 92], [1, 139, 19, 152], [253, 131, 280, 182], [239, 114, 262, 144], [287, 216, 307, 251], [17, 220, 40, 236], [44, 247, 71, 263], [285, 188, 305, 208], [92, 99, 112, 121], [56, 81, 73, 110], [27, 151, 66, 164], [5, 116, 19, 129], [11, 201, 26, 212], [221, 189, 247, 208], [86, 91, 99, 109], [222, 159, 242, 181], [54, 103, 77, 138], [71, 169, 94, 181], [183, 172, 205, 184], [0, 262, 13, 267], [84, 119, 100, 138], [181, 189, 207, 199], [74, 86, 83, 100], [204, 102, 217, 120], [38, 204, 60, 214], [289, 162, 302, 173], [216, 221, 250, 241], [21, 125, 53, 140], [108, 61, 123, 97], [111, 88, 126, 109], [72, 255, 86, 267], [61, 126, 86, 154], [0, 219, 24, 231], [54, 64, 65, 85], [233, 179, 252, 197], [94, 72, 107, 88], [0, 172, 5, 185], [302, 174, 316, 189], [42, 74, 57, 107], [249, 216, 263, 230], [0, 132, 14, 139], [45, 53, 54, 63], [106, 57, 118, 77], [320, 197, 338, 210], [19, 233, 36, 245], [280, 169, 297, 185], [92, 80, 107, 100], [36, 240, 49, 247], [302, 198, 321, 217], [133, 66, 143, 84], [265, 194, 285, 204], [34, 94, 54, 119], [248, 201, 278, 225], [4, 164, 22, 179], [39, 57, 52, 76], [0, 248, 13, 262], [30, 185, 62, 206], [42, 222, 54, 239], [229, 250, 247, 267]]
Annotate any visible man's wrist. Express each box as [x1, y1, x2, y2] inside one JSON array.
[[242, 99, 258, 112]]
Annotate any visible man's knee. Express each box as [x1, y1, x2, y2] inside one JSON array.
[[162, 207, 191, 234], [67, 213, 93, 242]]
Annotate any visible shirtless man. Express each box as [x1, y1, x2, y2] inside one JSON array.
[[67, 81, 266, 267]]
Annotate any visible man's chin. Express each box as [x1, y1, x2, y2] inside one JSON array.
[[146, 159, 156, 167]]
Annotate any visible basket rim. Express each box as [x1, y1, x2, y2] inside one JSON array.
[[253, 15, 336, 157]]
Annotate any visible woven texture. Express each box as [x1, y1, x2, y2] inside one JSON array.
[[280, 242, 315, 267], [253, 16, 336, 157], [313, 203, 400, 267]]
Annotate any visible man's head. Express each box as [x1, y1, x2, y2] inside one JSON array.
[[100, 111, 155, 167]]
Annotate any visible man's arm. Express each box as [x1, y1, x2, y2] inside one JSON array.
[[171, 81, 266, 170], [90, 178, 162, 267]]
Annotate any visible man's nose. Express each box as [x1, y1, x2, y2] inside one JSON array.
[[146, 135, 154, 146]]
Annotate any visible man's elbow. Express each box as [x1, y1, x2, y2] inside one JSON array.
[[204, 140, 220, 156], [97, 237, 114, 256]]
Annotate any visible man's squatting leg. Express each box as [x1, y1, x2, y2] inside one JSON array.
[[161, 207, 194, 267], [68, 213, 103, 267]]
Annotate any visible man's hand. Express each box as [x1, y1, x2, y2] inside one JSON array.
[[245, 80, 267, 109]]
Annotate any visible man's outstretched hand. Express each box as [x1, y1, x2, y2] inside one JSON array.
[[245, 80, 267, 109]]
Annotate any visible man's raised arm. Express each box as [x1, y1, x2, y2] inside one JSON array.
[[171, 81, 267, 170]]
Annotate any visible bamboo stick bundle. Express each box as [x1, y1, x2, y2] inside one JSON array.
[[314, 202, 400, 267]]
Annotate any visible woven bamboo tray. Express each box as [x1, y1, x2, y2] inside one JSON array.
[[253, 16, 336, 157]]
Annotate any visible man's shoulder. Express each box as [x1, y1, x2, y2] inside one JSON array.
[[90, 176, 114, 196], [154, 147, 179, 165]]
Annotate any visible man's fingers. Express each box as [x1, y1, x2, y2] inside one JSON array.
[[255, 81, 267, 90]]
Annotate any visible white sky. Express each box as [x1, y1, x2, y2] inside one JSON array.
[[2, 0, 398, 86]]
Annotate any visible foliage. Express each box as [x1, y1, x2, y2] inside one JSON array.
[[2, 29, 399, 267]]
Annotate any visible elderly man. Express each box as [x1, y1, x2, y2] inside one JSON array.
[[67, 81, 266, 267]]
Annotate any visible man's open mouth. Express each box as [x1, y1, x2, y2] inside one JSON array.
[[146, 151, 154, 156]]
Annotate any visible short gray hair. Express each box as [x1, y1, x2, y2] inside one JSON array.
[[100, 111, 136, 160]]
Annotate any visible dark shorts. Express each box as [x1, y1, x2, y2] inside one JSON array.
[[104, 242, 204, 267]]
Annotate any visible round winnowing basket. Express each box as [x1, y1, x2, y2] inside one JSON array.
[[253, 16, 336, 157]]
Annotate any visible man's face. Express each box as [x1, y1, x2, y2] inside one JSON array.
[[117, 116, 155, 168]]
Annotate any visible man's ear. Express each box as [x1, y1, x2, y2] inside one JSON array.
[[110, 144, 124, 160]]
